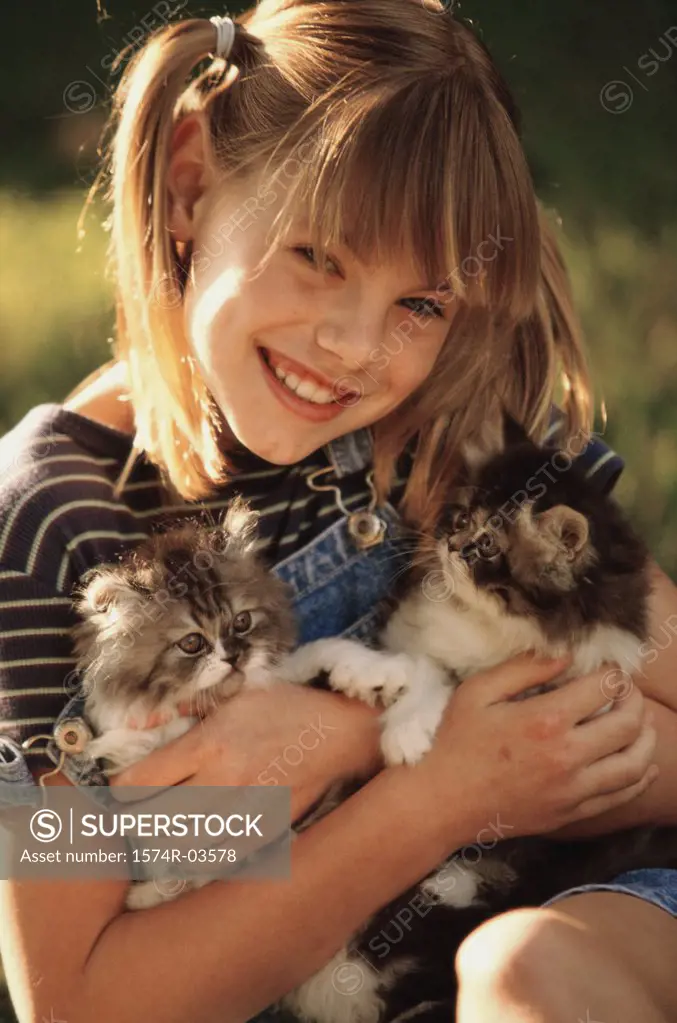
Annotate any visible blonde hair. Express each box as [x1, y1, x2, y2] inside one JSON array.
[[94, 0, 592, 523]]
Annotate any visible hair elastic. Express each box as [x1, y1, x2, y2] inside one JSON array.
[[209, 14, 236, 59]]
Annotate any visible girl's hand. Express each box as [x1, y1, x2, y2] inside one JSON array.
[[413, 654, 658, 844], [108, 684, 383, 822]]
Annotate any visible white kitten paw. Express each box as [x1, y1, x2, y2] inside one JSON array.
[[380, 680, 451, 766], [328, 651, 410, 707], [380, 717, 438, 766], [125, 874, 211, 911], [125, 880, 167, 911]]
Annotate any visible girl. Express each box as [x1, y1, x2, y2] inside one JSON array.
[[1, 2, 676, 1021]]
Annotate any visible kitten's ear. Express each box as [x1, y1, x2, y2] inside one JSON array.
[[537, 505, 589, 560], [461, 415, 506, 472], [220, 496, 260, 553], [502, 412, 531, 449], [513, 503, 592, 591], [463, 410, 533, 471], [76, 568, 129, 617]]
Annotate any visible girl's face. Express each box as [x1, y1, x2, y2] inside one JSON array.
[[183, 175, 453, 465]]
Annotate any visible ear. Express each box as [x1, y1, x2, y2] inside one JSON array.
[[511, 503, 592, 591], [502, 411, 531, 449], [221, 496, 260, 553], [537, 505, 590, 561], [463, 409, 535, 472], [460, 415, 505, 472], [76, 568, 130, 617], [167, 111, 219, 243]]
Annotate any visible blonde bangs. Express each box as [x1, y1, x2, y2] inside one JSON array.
[[255, 71, 540, 328]]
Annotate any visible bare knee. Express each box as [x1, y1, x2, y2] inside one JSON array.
[[455, 907, 583, 998]]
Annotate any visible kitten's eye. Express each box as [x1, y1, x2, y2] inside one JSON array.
[[177, 633, 208, 655], [450, 510, 470, 534], [232, 611, 253, 635]]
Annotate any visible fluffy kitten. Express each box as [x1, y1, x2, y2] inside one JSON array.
[[278, 417, 677, 1023], [71, 497, 297, 909]]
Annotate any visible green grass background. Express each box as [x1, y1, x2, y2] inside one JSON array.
[[1, 0, 676, 1017]]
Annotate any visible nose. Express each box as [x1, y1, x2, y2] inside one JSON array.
[[315, 301, 383, 371], [475, 531, 496, 555], [458, 540, 479, 564], [221, 652, 239, 666]]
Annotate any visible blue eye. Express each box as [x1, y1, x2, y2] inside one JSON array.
[[399, 297, 446, 319]]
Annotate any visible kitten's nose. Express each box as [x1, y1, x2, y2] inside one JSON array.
[[221, 652, 239, 667], [459, 541, 479, 563]]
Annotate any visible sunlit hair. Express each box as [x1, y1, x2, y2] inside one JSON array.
[[86, 0, 592, 524]]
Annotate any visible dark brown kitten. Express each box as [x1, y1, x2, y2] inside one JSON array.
[[340, 419, 677, 1023], [432, 414, 649, 644]]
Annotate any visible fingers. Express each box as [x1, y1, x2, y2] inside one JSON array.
[[570, 683, 646, 761], [536, 665, 631, 725], [109, 727, 201, 794], [574, 719, 658, 809], [574, 764, 660, 821], [471, 653, 572, 704]]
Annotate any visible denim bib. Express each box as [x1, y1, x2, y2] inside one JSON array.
[[0, 427, 411, 790]]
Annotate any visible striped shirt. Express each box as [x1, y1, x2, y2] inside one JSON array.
[[0, 402, 624, 773]]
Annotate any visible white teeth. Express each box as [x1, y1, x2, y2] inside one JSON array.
[[296, 379, 319, 402], [267, 354, 336, 405]]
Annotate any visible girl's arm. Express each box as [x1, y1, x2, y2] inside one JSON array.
[[636, 561, 677, 712], [0, 656, 656, 1023]]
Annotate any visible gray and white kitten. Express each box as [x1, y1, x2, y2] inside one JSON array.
[[73, 497, 297, 772], [72, 497, 297, 909]]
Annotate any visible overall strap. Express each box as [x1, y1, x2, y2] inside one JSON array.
[[323, 427, 374, 478]]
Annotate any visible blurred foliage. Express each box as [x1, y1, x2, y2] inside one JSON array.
[[0, 1, 676, 1014]]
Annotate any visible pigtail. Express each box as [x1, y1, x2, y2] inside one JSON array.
[[106, 17, 261, 499]]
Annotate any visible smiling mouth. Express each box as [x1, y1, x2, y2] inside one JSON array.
[[259, 346, 360, 406]]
